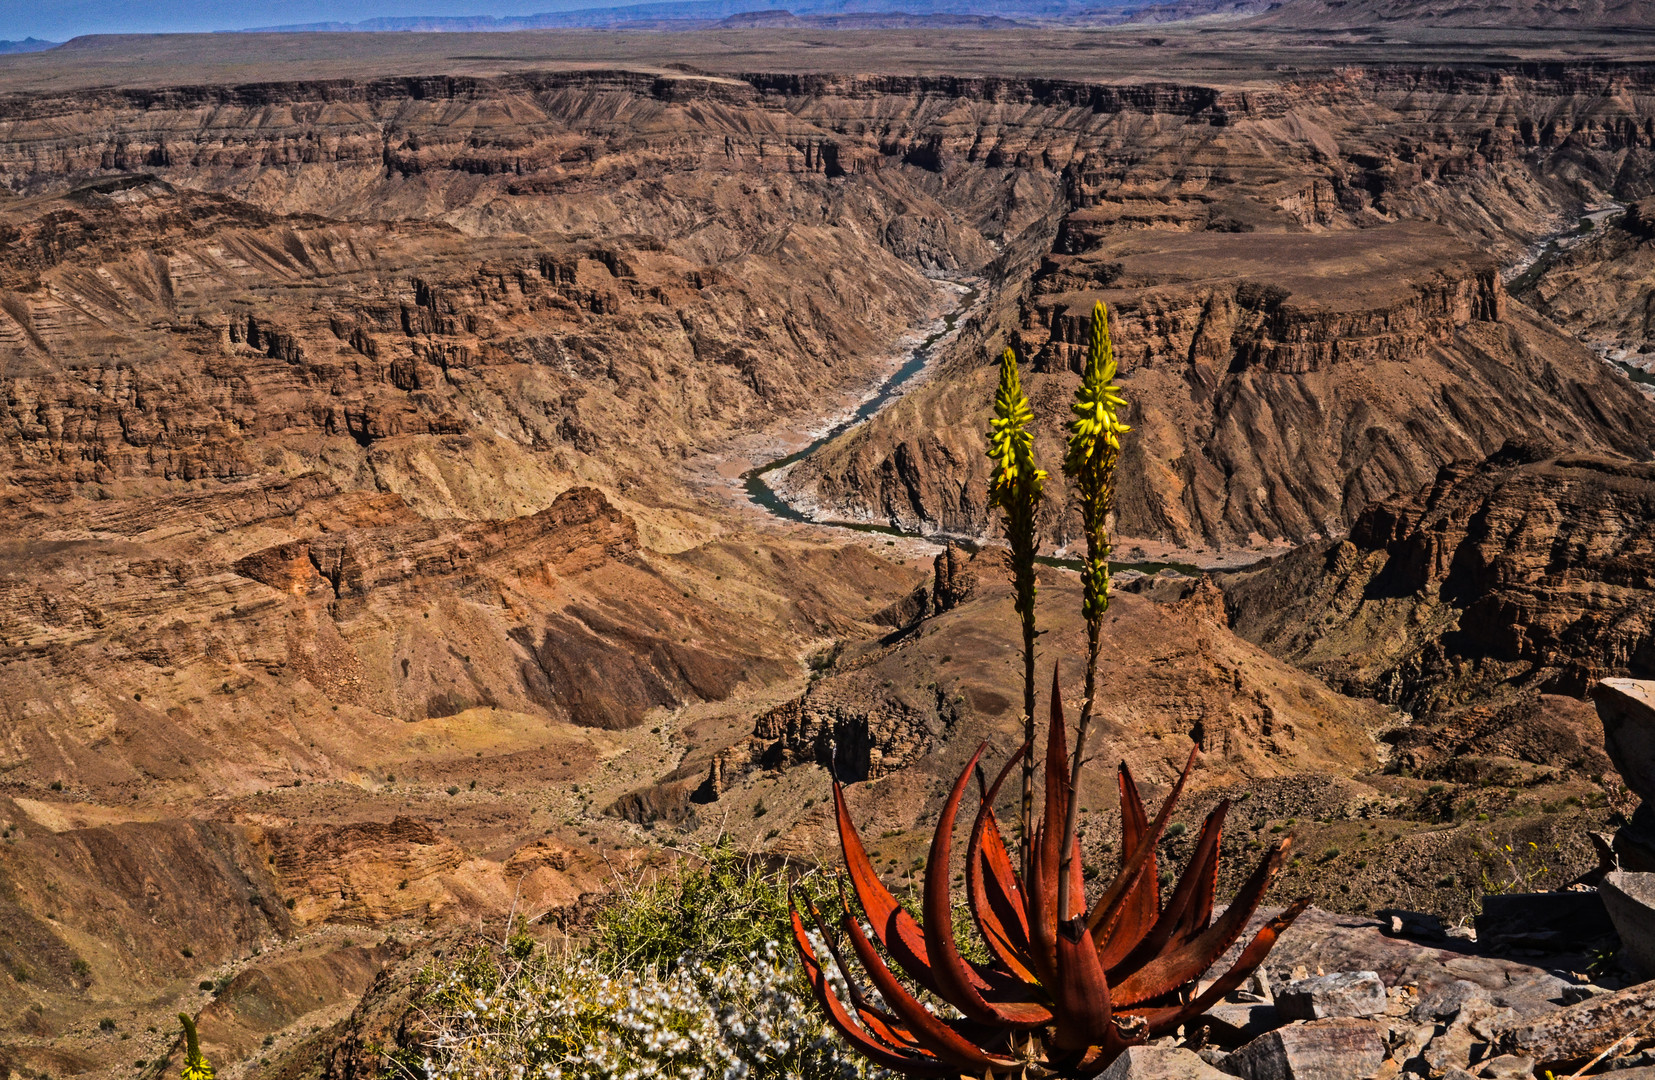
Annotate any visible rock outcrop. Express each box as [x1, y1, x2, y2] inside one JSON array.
[[698, 548, 1388, 811], [1226, 443, 1655, 716], [264, 818, 467, 924]]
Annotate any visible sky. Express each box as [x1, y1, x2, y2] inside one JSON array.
[[1, 0, 616, 40]]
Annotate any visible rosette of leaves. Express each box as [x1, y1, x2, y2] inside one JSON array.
[[789, 684, 1305, 1077]]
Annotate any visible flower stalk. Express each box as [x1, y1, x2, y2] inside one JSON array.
[[179, 1013, 214, 1080], [986, 345, 1046, 881], [1057, 300, 1131, 924]]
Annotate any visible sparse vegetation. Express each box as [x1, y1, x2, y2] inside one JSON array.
[[417, 842, 861, 1080]]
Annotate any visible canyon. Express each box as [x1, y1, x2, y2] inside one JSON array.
[[0, 23, 1650, 1080]]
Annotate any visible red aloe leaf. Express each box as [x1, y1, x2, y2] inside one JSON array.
[[799, 892, 925, 1055], [1109, 836, 1297, 1007], [788, 903, 956, 1075], [833, 778, 947, 997], [1096, 762, 1158, 970], [968, 746, 1038, 984], [1106, 801, 1228, 984], [839, 904, 1022, 1071], [1129, 898, 1311, 1037], [1050, 919, 1138, 1059], [1027, 666, 1075, 985], [1167, 803, 1225, 952], [925, 744, 1054, 1028], [1085, 745, 1199, 945]]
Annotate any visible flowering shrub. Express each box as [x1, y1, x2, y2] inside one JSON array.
[[416, 843, 880, 1080], [419, 940, 871, 1080]]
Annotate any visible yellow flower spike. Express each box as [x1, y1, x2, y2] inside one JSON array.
[[179, 1013, 214, 1080], [1064, 301, 1130, 625], [985, 345, 1045, 878], [1056, 301, 1133, 920], [987, 347, 1044, 507], [1065, 300, 1131, 474]]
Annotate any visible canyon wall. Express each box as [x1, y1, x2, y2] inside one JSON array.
[[1227, 442, 1655, 715], [783, 64, 1655, 553]]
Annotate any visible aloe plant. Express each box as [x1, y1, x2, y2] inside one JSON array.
[[788, 685, 1305, 1076], [788, 312, 1303, 1076]]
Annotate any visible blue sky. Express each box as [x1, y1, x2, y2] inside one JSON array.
[[3, 1, 612, 40]]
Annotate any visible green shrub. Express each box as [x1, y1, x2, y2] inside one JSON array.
[[417, 841, 864, 1080], [594, 839, 798, 971], [421, 942, 855, 1080]]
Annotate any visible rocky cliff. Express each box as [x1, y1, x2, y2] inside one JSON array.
[[1517, 196, 1655, 373], [1226, 442, 1655, 717], [782, 66, 1655, 555]]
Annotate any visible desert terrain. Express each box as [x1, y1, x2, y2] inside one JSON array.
[[0, 18, 1652, 1079]]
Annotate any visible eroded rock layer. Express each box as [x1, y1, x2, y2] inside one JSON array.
[[785, 66, 1655, 553], [1226, 443, 1655, 717]]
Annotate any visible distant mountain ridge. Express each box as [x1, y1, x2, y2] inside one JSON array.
[[235, 0, 1161, 31], [228, 0, 1639, 34], [1250, 0, 1655, 26], [0, 38, 59, 53]]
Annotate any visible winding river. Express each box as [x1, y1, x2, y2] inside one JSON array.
[[736, 281, 1200, 576], [741, 282, 980, 536]]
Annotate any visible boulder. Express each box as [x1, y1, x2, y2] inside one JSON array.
[[1389, 1023, 1436, 1074], [1227, 1018, 1389, 1080], [1095, 1045, 1233, 1080], [1422, 1002, 1512, 1076], [1196, 1003, 1282, 1046], [1277, 971, 1388, 1020], [1594, 679, 1655, 802], [1413, 980, 1492, 1023], [1473, 890, 1613, 949], [1600, 871, 1655, 978], [1498, 977, 1655, 1066], [1475, 1054, 1535, 1079]]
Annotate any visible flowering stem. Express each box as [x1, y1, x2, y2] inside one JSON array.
[[1014, 519, 1038, 884], [1057, 301, 1129, 924], [985, 346, 1045, 883]]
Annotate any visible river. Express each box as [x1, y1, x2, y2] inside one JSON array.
[[735, 280, 1201, 576]]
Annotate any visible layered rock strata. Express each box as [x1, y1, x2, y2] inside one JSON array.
[[1226, 443, 1655, 717]]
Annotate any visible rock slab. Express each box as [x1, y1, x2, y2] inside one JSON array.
[[1277, 971, 1388, 1021], [1096, 1046, 1233, 1080], [1599, 871, 1655, 978], [1595, 678, 1655, 801], [1227, 1018, 1389, 1080], [1499, 977, 1655, 1066]]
